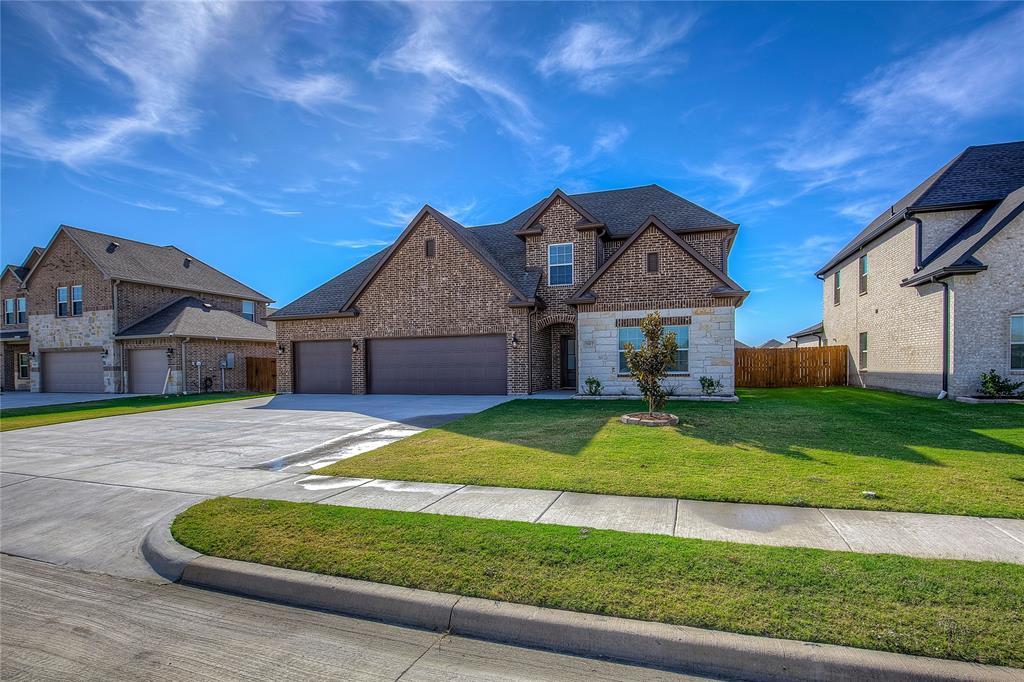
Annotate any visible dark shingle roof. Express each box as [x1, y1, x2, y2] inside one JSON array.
[[817, 141, 1024, 276], [903, 187, 1024, 286], [42, 226, 272, 302], [760, 339, 784, 348], [788, 321, 824, 339], [116, 296, 275, 341], [275, 185, 736, 317]]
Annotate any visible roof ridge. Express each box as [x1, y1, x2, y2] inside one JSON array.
[[60, 224, 175, 251]]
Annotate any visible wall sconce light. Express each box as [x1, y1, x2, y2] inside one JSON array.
[[277, 344, 286, 355], [511, 334, 519, 349], [351, 340, 360, 353], [29, 351, 36, 359], [166, 347, 174, 357]]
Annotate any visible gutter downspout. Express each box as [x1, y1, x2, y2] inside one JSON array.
[[526, 307, 535, 395], [907, 213, 924, 271], [112, 280, 123, 392], [938, 279, 950, 397], [180, 337, 189, 395]]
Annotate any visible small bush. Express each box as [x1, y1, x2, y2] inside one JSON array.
[[979, 370, 1024, 398], [583, 376, 603, 396], [699, 375, 723, 396]]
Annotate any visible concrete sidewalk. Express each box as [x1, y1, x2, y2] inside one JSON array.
[[239, 476, 1024, 564]]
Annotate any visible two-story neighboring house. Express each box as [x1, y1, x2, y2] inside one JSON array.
[[270, 185, 748, 396], [812, 141, 1024, 397], [1, 225, 276, 394]]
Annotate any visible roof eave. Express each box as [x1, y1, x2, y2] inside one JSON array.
[[900, 265, 987, 287]]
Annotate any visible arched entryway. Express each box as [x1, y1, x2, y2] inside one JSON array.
[[533, 313, 577, 392]]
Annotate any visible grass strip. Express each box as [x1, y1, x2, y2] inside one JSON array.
[[0, 392, 271, 431], [174, 497, 1024, 667]]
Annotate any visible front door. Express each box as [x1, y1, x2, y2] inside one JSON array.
[[560, 335, 576, 389]]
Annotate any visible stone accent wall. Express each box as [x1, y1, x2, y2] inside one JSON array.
[[274, 213, 530, 394], [584, 226, 729, 311], [29, 310, 119, 392], [578, 306, 735, 396], [116, 281, 267, 331], [821, 220, 945, 395], [949, 214, 1024, 396], [524, 198, 598, 310]]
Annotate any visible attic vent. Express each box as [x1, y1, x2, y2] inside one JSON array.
[[107, 241, 120, 253], [202, 303, 212, 309], [183, 257, 193, 268]]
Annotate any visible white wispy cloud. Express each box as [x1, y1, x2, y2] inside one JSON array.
[[538, 13, 696, 92], [305, 237, 392, 248], [757, 234, 849, 279], [263, 208, 303, 217], [837, 198, 885, 223], [776, 6, 1024, 177], [244, 71, 352, 112], [2, 2, 237, 167], [374, 4, 540, 142], [688, 162, 759, 200], [131, 200, 178, 212]]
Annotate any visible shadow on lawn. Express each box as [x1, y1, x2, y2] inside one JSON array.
[[432, 388, 1024, 466]]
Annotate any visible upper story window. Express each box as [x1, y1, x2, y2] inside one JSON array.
[[17, 297, 26, 324], [618, 325, 689, 374], [242, 300, 255, 322], [56, 286, 69, 317], [3, 298, 13, 325], [1011, 315, 1024, 371], [548, 243, 573, 286], [859, 331, 868, 370], [859, 255, 868, 295], [833, 271, 841, 305], [425, 238, 436, 258], [646, 252, 659, 273], [71, 285, 83, 316]]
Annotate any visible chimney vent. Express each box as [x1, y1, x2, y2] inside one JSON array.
[[183, 257, 192, 268], [107, 241, 120, 253]]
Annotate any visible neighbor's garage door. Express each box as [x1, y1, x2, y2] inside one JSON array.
[[42, 350, 104, 392], [368, 335, 506, 395], [130, 349, 168, 394], [294, 340, 352, 393]]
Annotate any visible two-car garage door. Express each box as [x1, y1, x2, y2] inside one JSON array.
[[293, 335, 507, 395]]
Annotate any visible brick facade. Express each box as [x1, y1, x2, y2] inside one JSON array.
[[116, 281, 268, 330]]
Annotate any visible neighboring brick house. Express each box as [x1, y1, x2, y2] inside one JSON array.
[[814, 141, 1024, 397], [1, 225, 274, 394], [271, 185, 748, 396]]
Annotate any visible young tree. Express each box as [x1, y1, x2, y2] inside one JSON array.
[[623, 312, 679, 415]]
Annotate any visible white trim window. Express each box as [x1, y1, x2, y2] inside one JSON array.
[[71, 285, 83, 316], [617, 325, 689, 374], [3, 298, 13, 325], [17, 352, 29, 380], [1011, 315, 1024, 371], [17, 297, 26, 324], [859, 331, 868, 369], [548, 243, 573, 286], [242, 300, 255, 322], [56, 286, 69, 317]]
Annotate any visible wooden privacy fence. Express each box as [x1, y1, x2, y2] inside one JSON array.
[[735, 346, 847, 388], [246, 357, 277, 393]]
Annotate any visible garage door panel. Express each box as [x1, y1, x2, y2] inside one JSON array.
[[295, 340, 351, 394], [368, 335, 506, 395], [42, 351, 105, 393], [130, 349, 168, 394]]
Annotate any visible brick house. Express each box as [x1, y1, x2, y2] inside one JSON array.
[[813, 141, 1024, 397], [0, 225, 275, 394], [270, 185, 748, 396]]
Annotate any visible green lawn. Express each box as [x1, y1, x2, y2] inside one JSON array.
[[0, 392, 271, 431], [319, 387, 1024, 518], [174, 497, 1024, 667]]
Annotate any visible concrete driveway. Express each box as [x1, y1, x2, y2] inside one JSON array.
[[0, 393, 511, 581], [1, 392, 148, 409]]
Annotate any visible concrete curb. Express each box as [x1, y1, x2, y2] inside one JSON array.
[[144, 514, 1021, 682]]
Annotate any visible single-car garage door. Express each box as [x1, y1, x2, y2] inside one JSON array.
[[42, 350, 105, 392], [294, 340, 352, 393], [368, 335, 507, 395], [130, 349, 168, 394]]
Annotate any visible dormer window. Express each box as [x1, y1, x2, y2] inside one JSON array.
[[548, 243, 573, 286], [425, 238, 436, 258], [242, 300, 255, 322], [647, 252, 659, 273]]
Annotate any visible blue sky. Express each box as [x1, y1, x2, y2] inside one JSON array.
[[2, 2, 1022, 344]]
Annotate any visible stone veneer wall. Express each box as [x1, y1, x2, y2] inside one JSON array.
[[949, 213, 1024, 396], [28, 310, 118, 392], [578, 306, 735, 396]]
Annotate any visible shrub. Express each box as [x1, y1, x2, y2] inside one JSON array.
[[623, 312, 679, 415], [979, 370, 1024, 398], [699, 376, 723, 396], [583, 376, 603, 396]]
